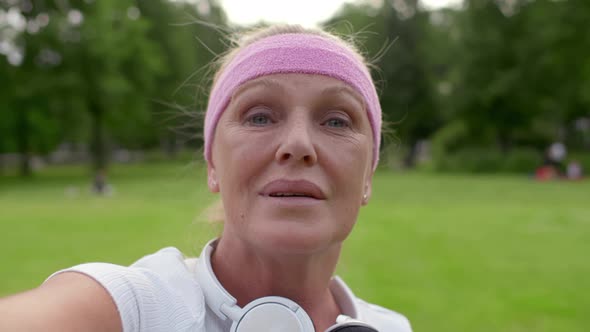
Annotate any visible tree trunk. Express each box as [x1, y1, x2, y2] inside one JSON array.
[[89, 99, 109, 194], [162, 133, 178, 158], [89, 99, 107, 172], [16, 108, 32, 177], [497, 131, 512, 155], [403, 141, 418, 169]]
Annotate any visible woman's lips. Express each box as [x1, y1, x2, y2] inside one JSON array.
[[260, 179, 326, 200]]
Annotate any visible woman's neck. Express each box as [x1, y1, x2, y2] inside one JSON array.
[[211, 235, 343, 331]]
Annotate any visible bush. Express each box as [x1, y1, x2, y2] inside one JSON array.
[[430, 121, 543, 173], [501, 148, 542, 173], [435, 147, 541, 174], [430, 120, 468, 168], [435, 147, 500, 173], [568, 152, 590, 174]]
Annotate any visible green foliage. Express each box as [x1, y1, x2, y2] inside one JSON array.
[[430, 120, 468, 165], [501, 147, 542, 173], [437, 147, 502, 173], [2, 0, 589, 175], [326, 0, 441, 159], [434, 146, 541, 173], [447, 0, 590, 150], [330, 0, 590, 171], [1, 0, 228, 175], [568, 152, 590, 173], [431, 121, 542, 173]]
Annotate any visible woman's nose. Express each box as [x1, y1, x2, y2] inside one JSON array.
[[275, 114, 318, 166]]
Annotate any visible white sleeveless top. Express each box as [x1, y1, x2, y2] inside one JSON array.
[[48, 247, 412, 332]]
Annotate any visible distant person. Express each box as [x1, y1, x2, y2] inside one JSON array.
[[92, 168, 113, 195], [0, 25, 411, 331], [566, 160, 584, 180], [546, 142, 567, 174], [535, 165, 558, 181], [536, 142, 567, 180]]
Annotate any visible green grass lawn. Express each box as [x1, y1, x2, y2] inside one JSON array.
[[1, 162, 588, 331]]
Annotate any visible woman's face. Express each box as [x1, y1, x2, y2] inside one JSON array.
[[209, 73, 374, 254]]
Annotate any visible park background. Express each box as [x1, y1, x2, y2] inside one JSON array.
[[1, 0, 589, 331]]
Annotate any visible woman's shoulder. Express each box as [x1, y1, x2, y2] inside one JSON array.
[[47, 247, 206, 332], [355, 298, 413, 332]]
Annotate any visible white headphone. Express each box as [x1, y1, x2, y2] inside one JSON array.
[[195, 240, 379, 332]]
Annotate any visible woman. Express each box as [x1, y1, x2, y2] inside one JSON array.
[[0, 25, 411, 332]]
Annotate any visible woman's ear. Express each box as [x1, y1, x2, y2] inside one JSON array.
[[207, 164, 219, 193], [361, 180, 372, 206]]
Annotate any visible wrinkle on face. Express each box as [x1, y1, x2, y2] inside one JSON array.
[[210, 73, 375, 254]]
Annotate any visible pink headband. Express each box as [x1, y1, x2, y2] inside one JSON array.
[[204, 33, 381, 170]]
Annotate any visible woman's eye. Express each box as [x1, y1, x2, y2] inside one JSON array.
[[323, 117, 350, 128], [246, 113, 272, 126]]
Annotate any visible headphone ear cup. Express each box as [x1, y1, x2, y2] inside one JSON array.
[[325, 325, 379, 332], [232, 297, 315, 332], [326, 316, 379, 332], [325, 324, 379, 332]]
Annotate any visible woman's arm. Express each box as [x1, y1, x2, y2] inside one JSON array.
[[0, 272, 122, 332]]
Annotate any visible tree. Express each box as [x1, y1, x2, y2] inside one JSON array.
[[0, 1, 66, 176], [136, 0, 228, 156], [64, 0, 164, 177], [326, 0, 440, 167], [446, 0, 590, 152], [1, 0, 231, 180]]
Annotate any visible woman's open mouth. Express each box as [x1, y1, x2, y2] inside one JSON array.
[[260, 179, 326, 204]]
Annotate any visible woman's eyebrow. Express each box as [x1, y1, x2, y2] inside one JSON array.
[[232, 77, 285, 100], [321, 85, 365, 108]]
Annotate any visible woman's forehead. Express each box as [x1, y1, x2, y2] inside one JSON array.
[[231, 73, 365, 105]]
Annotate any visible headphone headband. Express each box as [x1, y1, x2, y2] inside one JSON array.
[[195, 240, 240, 321], [194, 240, 377, 332], [195, 240, 315, 331]]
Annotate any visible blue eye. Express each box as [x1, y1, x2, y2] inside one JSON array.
[[247, 113, 272, 126], [324, 117, 350, 128]]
